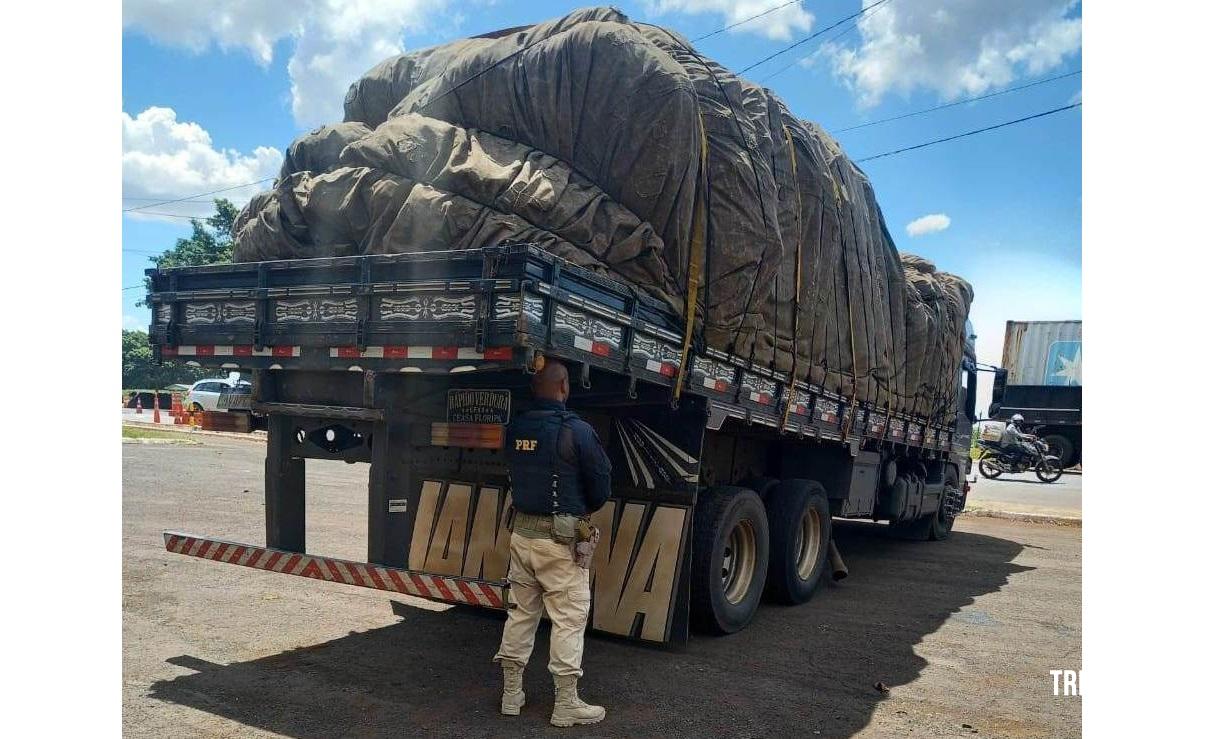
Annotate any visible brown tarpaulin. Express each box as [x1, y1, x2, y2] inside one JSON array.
[[233, 7, 973, 423]]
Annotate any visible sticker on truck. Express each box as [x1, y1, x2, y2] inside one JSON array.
[[446, 389, 512, 424]]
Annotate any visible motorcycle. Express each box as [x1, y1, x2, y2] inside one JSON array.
[[976, 436, 1063, 483]]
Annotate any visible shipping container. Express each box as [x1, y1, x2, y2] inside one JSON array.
[[990, 320, 1082, 467], [1000, 320, 1082, 386]]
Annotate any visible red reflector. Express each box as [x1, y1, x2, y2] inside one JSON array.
[[336, 346, 360, 358], [272, 346, 294, 357], [759, 394, 772, 405], [431, 423, 504, 449], [591, 342, 611, 357], [432, 346, 458, 360], [234, 345, 253, 357], [384, 346, 408, 359], [714, 380, 728, 392], [162, 346, 178, 357], [659, 363, 676, 377], [195, 345, 215, 356], [483, 346, 513, 360]]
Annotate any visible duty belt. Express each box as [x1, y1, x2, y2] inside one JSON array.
[[511, 511, 555, 540]]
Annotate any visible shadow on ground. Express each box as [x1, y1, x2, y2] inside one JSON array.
[[149, 521, 1029, 738]]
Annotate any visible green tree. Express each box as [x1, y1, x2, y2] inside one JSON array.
[[122, 329, 209, 389], [138, 198, 240, 305], [126, 199, 242, 388]]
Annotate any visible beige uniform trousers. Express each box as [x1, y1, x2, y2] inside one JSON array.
[[493, 532, 591, 677]]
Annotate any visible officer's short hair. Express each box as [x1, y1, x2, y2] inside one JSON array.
[[532, 358, 568, 396]]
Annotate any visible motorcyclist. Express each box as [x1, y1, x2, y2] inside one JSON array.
[[1000, 414, 1039, 465]]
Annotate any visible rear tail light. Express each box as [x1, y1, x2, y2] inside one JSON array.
[[430, 422, 504, 449]]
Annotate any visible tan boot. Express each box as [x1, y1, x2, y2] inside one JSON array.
[[550, 674, 605, 727], [501, 663, 526, 716]]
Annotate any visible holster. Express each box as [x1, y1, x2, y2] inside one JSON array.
[[573, 519, 600, 569]]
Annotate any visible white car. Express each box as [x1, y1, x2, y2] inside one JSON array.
[[184, 378, 251, 412]]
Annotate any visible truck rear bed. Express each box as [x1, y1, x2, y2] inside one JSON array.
[[146, 244, 963, 454]]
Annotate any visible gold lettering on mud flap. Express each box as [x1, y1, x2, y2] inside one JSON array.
[[409, 480, 512, 579], [409, 480, 444, 570], [409, 479, 687, 641], [589, 502, 686, 641], [424, 483, 473, 575], [463, 488, 512, 579]]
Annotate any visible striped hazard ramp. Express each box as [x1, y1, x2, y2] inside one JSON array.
[[163, 531, 506, 609]]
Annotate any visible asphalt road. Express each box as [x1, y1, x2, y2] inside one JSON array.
[[966, 466, 1082, 519], [123, 434, 1081, 738]]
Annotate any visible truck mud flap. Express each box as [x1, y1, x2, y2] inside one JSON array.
[[163, 531, 507, 609]]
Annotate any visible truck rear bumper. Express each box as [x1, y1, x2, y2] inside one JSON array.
[[163, 531, 507, 609]]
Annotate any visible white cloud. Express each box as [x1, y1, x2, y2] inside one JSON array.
[[645, 1, 814, 42], [122, 107, 282, 222], [831, 0, 1081, 107], [123, 0, 451, 128], [906, 213, 951, 237]]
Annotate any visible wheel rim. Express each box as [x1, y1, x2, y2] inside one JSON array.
[[721, 518, 757, 604], [793, 506, 822, 581]]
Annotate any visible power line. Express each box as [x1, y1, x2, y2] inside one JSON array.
[[122, 285, 144, 291], [739, 0, 892, 75], [122, 178, 274, 214], [123, 196, 218, 204], [759, 0, 888, 83], [124, 210, 210, 220], [855, 102, 1080, 163], [834, 70, 1082, 133], [692, 1, 800, 42]]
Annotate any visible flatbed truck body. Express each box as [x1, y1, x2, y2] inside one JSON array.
[[147, 244, 976, 644]]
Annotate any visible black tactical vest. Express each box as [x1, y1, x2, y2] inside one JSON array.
[[506, 409, 583, 516]]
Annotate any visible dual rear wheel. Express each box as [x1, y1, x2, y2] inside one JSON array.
[[690, 481, 830, 634]]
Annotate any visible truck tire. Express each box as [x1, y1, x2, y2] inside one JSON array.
[[928, 466, 962, 541], [1042, 434, 1076, 468], [690, 486, 769, 635], [764, 479, 831, 604], [738, 476, 779, 505]]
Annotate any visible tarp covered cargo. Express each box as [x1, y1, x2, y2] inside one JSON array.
[[233, 7, 973, 424]]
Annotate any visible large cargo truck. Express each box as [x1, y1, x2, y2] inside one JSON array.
[[147, 244, 977, 644], [988, 320, 1082, 467]]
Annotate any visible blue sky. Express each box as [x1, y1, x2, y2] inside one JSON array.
[[122, 0, 1082, 400]]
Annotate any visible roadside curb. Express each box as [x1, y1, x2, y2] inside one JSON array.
[[122, 437, 202, 446], [122, 421, 267, 443], [962, 508, 1081, 527]]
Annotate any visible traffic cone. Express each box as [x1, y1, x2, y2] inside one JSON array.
[[135, 395, 143, 414], [153, 392, 162, 424]]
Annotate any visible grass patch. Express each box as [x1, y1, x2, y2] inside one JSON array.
[[122, 425, 200, 443]]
